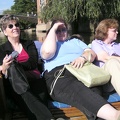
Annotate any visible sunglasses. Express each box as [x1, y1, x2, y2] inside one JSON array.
[[56, 28, 67, 34], [111, 29, 118, 33], [7, 23, 20, 29], [109, 28, 118, 33]]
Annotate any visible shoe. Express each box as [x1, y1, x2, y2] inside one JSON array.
[[56, 118, 66, 120], [51, 118, 65, 120]]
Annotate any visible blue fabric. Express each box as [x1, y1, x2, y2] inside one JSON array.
[[107, 93, 120, 103], [34, 41, 42, 60], [48, 93, 120, 108], [42, 38, 89, 72], [48, 101, 71, 108]]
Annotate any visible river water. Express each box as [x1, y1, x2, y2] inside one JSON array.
[[0, 30, 46, 45], [0, 30, 94, 45], [0, 30, 120, 45]]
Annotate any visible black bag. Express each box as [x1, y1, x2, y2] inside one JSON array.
[[8, 61, 30, 94]]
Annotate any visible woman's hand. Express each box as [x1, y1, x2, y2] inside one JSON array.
[[52, 22, 65, 31], [71, 56, 86, 68], [2, 55, 13, 75]]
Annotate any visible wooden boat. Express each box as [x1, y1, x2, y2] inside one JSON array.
[[1, 72, 120, 120]]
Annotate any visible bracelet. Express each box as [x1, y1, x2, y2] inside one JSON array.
[[80, 55, 87, 61]]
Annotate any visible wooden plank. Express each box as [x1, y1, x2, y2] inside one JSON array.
[[50, 102, 120, 119], [70, 117, 86, 120], [50, 107, 87, 119], [112, 102, 120, 110]]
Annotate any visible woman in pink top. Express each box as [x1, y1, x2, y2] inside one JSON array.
[[0, 14, 52, 120], [92, 19, 120, 96]]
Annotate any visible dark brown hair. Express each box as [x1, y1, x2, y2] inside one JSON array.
[[0, 14, 19, 31], [70, 34, 84, 41], [46, 18, 68, 35]]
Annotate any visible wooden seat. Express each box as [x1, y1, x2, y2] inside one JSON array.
[[50, 107, 87, 120], [1, 73, 120, 120], [48, 102, 120, 120], [48, 93, 120, 120]]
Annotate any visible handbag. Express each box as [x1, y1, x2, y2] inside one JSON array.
[[65, 54, 111, 87], [8, 61, 30, 94], [50, 54, 111, 95]]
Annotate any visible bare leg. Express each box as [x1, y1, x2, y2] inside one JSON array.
[[97, 104, 120, 120]]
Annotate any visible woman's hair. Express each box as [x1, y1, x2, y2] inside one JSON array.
[[46, 18, 68, 35], [51, 18, 68, 29], [95, 19, 119, 40], [0, 14, 19, 31], [70, 34, 84, 41]]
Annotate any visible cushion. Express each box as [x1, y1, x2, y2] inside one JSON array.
[[48, 93, 120, 109], [34, 41, 42, 60], [106, 93, 120, 103], [48, 101, 71, 108]]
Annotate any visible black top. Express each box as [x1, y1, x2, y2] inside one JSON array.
[[0, 39, 38, 71]]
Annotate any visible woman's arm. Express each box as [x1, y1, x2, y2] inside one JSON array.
[[92, 40, 120, 62], [82, 49, 96, 62], [71, 49, 96, 68], [40, 22, 64, 60], [1, 55, 13, 78]]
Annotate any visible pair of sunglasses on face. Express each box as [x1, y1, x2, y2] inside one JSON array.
[[56, 28, 67, 34], [7, 23, 20, 29]]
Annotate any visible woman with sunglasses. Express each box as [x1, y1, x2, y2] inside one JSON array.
[[0, 15, 52, 120], [92, 19, 120, 96], [40, 18, 120, 120]]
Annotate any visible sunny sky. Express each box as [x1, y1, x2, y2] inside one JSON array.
[[0, 0, 14, 11]]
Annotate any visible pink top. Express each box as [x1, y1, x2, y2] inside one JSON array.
[[16, 48, 29, 62], [16, 48, 40, 79]]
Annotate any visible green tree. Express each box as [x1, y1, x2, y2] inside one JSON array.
[[3, 9, 16, 15], [3, 0, 37, 29], [41, 0, 120, 22], [11, 0, 37, 15], [40, 0, 120, 33], [3, 0, 37, 16]]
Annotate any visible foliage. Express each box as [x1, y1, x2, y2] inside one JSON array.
[[11, 0, 37, 15], [3, 0, 37, 29], [3, 9, 16, 15], [40, 0, 120, 23]]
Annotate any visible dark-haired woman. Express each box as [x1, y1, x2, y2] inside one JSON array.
[[41, 18, 120, 120]]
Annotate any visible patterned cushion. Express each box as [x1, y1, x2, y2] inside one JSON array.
[[48, 93, 120, 108]]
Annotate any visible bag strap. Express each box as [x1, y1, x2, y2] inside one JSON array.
[[50, 52, 91, 95], [88, 52, 91, 62], [50, 66, 65, 95]]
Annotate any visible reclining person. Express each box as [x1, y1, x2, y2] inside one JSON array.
[[91, 18, 120, 96], [40, 18, 120, 120]]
